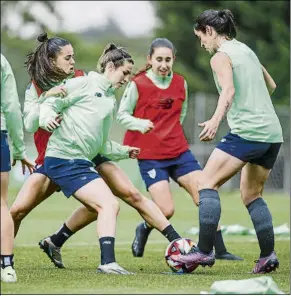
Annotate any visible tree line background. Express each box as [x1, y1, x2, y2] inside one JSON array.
[[1, 1, 290, 189], [1, 1, 289, 106]]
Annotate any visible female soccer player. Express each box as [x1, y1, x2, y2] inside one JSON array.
[[26, 40, 182, 274], [172, 9, 282, 274], [10, 34, 182, 272], [116, 38, 241, 261], [1, 54, 34, 283]]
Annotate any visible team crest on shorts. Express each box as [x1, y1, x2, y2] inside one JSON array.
[[147, 169, 156, 179]]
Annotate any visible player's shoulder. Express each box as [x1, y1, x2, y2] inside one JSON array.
[[210, 52, 231, 69], [172, 72, 186, 85]]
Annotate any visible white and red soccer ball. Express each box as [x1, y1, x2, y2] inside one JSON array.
[[165, 238, 199, 273]]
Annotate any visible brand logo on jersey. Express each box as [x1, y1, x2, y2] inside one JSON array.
[[95, 92, 102, 97], [155, 97, 174, 109], [147, 169, 156, 179]]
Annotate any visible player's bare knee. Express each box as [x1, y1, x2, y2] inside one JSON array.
[[10, 205, 28, 222], [104, 198, 120, 215], [241, 190, 262, 205], [161, 206, 174, 219]]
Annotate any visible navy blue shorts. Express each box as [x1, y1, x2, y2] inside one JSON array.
[[33, 164, 61, 192], [216, 133, 282, 169], [34, 164, 47, 175], [92, 154, 111, 167], [138, 150, 201, 190], [1, 131, 11, 172], [44, 157, 101, 198]]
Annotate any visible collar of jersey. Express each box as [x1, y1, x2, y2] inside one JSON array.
[[146, 68, 173, 86], [90, 71, 115, 96]]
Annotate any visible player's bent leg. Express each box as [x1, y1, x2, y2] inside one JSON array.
[[65, 205, 97, 233], [73, 178, 132, 274], [10, 173, 57, 237], [130, 180, 175, 257], [98, 162, 176, 257], [240, 163, 278, 273], [39, 203, 98, 269], [73, 178, 120, 238]]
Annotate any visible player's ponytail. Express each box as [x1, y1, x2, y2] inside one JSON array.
[[37, 32, 49, 43], [102, 43, 118, 55], [97, 42, 134, 73], [194, 9, 237, 39], [25, 32, 71, 90]]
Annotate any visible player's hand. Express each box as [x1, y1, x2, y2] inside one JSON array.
[[128, 147, 140, 159], [55, 113, 63, 124], [12, 157, 35, 175], [46, 114, 62, 132], [144, 120, 155, 134], [45, 85, 67, 98], [198, 119, 219, 141]]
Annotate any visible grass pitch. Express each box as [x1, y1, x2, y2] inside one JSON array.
[[2, 185, 290, 294]]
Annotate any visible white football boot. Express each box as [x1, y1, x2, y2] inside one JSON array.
[[97, 262, 134, 275], [1, 266, 17, 283]]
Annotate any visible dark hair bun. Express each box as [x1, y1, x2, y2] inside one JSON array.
[[218, 9, 234, 20], [37, 32, 48, 43], [103, 43, 118, 55]]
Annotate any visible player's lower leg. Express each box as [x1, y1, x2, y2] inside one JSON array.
[[214, 230, 243, 260], [39, 206, 97, 268], [171, 189, 221, 267], [1, 179, 17, 283], [247, 197, 279, 273]]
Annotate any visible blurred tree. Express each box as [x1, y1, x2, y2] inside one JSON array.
[[1, 1, 62, 34], [152, 1, 290, 105]]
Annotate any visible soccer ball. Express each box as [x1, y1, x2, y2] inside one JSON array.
[[165, 238, 198, 273]]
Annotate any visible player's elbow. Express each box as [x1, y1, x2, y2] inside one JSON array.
[[271, 82, 277, 92], [227, 86, 235, 98]]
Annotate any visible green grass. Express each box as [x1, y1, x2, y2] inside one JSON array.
[[2, 186, 290, 294]]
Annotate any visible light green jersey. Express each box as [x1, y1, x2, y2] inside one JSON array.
[[24, 72, 79, 133], [116, 68, 188, 133], [1, 53, 26, 159], [214, 39, 283, 143], [39, 71, 130, 162]]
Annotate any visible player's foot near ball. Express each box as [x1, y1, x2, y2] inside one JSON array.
[[215, 251, 243, 261], [39, 237, 65, 269], [171, 246, 215, 267], [252, 251, 279, 274], [97, 262, 134, 275]]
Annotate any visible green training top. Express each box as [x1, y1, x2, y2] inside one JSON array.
[[213, 39, 283, 143], [23, 72, 77, 133], [39, 71, 130, 162], [1, 53, 26, 159], [116, 68, 188, 133]]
